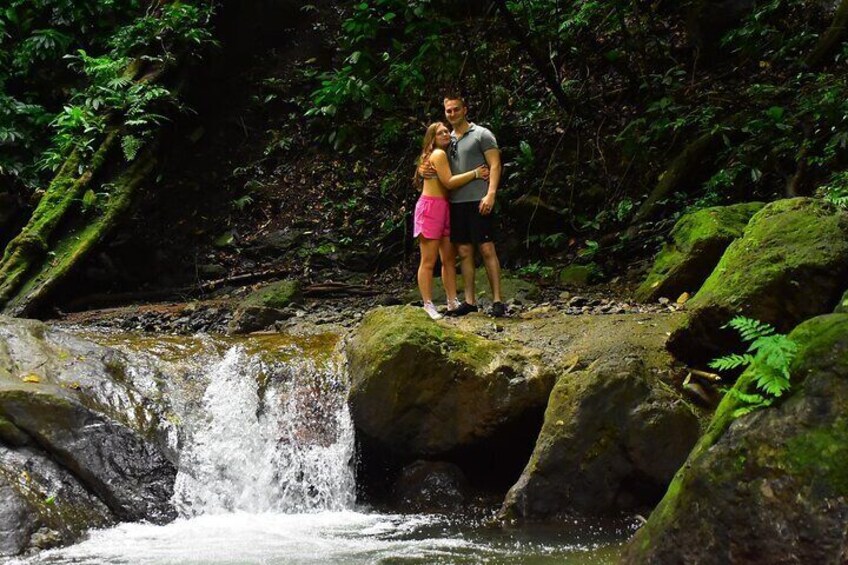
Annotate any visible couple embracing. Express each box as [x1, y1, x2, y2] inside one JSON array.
[[413, 95, 504, 320]]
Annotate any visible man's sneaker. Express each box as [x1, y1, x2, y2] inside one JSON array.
[[450, 302, 478, 317], [423, 301, 443, 320], [491, 301, 506, 318]]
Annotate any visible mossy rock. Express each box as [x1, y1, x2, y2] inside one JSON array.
[[635, 202, 764, 302], [623, 314, 848, 564], [558, 263, 602, 287], [668, 198, 848, 363], [347, 306, 556, 457], [404, 269, 539, 304], [499, 346, 701, 520], [240, 279, 302, 309], [229, 279, 302, 333]]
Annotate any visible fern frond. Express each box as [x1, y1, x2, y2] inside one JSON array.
[[725, 316, 775, 341], [755, 370, 790, 397], [709, 353, 755, 371]]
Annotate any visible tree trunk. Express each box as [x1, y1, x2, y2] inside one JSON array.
[[3, 148, 157, 317], [629, 131, 720, 227], [805, 0, 848, 68], [492, 0, 571, 111], [0, 65, 165, 316]]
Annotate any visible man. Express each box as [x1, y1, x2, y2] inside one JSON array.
[[441, 95, 505, 317]]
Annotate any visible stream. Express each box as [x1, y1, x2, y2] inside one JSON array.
[[10, 329, 636, 564]]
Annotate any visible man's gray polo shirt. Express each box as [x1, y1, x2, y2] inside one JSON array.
[[449, 123, 498, 203]]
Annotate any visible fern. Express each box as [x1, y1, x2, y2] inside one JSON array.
[[709, 316, 797, 417]]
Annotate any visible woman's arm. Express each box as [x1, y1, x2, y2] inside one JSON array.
[[430, 149, 487, 190]]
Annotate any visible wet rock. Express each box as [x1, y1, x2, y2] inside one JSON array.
[[499, 349, 701, 520], [668, 198, 848, 364], [0, 385, 176, 523], [0, 446, 115, 557], [623, 314, 848, 564], [0, 317, 178, 552], [347, 306, 556, 457], [391, 460, 468, 513], [636, 202, 764, 303]]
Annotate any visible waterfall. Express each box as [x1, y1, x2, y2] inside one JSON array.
[[160, 340, 356, 516]]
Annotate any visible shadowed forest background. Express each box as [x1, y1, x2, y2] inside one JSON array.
[[1, 0, 847, 315]]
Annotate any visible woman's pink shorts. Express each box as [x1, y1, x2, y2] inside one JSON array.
[[413, 195, 450, 240]]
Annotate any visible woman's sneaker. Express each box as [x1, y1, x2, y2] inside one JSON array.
[[446, 297, 462, 316], [423, 301, 443, 320]]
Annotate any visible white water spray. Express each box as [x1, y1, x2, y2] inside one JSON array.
[[172, 345, 356, 516]]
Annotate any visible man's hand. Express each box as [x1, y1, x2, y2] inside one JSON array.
[[418, 160, 437, 179], [479, 192, 495, 215]]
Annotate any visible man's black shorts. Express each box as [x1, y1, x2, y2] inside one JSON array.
[[450, 201, 496, 244]]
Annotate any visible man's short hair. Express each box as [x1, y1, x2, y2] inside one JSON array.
[[443, 95, 466, 108]]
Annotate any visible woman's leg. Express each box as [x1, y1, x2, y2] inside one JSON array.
[[418, 237, 441, 303], [439, 237, 458, 307]]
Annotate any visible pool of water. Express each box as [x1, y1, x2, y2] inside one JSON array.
[[14, 511, 634, 564]]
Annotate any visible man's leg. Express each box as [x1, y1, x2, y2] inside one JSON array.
[[457, 243, 476, 305], [480, 241, 502, 303]]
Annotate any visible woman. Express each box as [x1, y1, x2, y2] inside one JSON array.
[[414, 122, 488, 320]]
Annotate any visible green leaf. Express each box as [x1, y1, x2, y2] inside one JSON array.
[[81, 189, 97, 210]]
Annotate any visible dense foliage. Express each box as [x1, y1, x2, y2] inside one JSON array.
[[303, 0, 848, 265], [0, 1, 217, 196]]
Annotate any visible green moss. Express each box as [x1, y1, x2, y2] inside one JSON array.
[[241, 279, 302, 309], [558, 263, 601, 287], [3, 145, 154, 315], [691, 198, 848, 313], [786, 418, 848, 494], [356, 306, 501, 370], [636, 202, 763, 301]]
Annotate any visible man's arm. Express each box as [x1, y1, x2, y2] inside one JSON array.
[[479, 148, 501, 215]]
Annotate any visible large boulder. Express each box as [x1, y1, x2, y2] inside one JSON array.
[[635, 202, 764, 302], [499, 346, 701, 520], [347, 306, 556, 457], [668, 198, 848, 363], [0, 317, 177, 555], [622, 314, 848, 564]]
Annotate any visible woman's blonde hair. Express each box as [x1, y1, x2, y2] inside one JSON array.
[[413, 122, 445, 185]]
